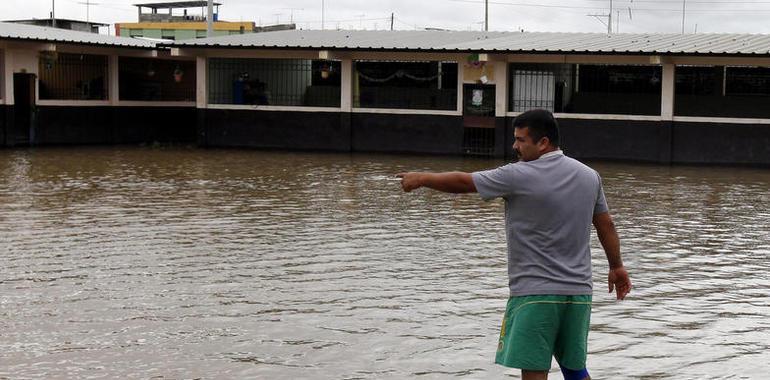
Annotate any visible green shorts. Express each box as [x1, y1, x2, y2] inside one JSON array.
[[495, 295, 592, 371]]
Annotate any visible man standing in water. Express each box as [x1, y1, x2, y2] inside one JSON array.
[[397, 109, 631, 380]]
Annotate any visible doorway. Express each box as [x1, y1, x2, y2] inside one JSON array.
[[461, 83, 496, 156], [12, 73, 36, 146]]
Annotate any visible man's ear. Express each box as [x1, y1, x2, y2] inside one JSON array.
[[538, 136, 551, 150]]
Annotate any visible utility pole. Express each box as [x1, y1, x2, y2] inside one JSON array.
[[485, 0, 489, 31], [681, 0, 686, 34], [51, 0, 56, 28], [321, 0, 325, 30], [206, 0, 213, 37], [390, 13, 394, 31]]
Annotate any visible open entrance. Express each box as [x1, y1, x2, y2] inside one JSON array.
[[462, 83, 495, 156], [12, 73, 36, 146]]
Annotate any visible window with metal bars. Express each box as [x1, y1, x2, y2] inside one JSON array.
[[675, 65, 770, 118], [119, 57, 195, 101], [208, 58, 341, 107], [353, 61, 458, 110], [509, 63, 662, 116], [39, 52, 108, 100], [462, 127, 495, 156]]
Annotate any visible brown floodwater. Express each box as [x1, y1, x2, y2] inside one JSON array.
[[0, 147, 768, 379]]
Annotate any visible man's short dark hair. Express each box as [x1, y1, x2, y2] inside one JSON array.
[[512, 109, 560, 147]]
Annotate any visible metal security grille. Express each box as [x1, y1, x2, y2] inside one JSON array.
[[38, 52, 108, 100], [462, 127, 495, 156], [509, 63, 566, 112], [354, 61, 458, 110], [119, 57, 195, 101], [509, 63, 662, 116], [208, 58, 341, 107]]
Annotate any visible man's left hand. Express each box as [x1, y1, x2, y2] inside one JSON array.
[[608, 266, 632, 301]]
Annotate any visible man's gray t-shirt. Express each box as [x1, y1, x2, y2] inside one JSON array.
[[471, 150, 608, 296]]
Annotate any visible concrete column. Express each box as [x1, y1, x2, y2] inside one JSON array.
[[196, 56, 207, 109], [108, 54, 119, 105], [3, 49, 14, 105], [661, 63, 675, 120], [340, 58, 352, 112], [494, 60, 508, 117], [456, 60, 464, 112], [195, 56, 208, 147]]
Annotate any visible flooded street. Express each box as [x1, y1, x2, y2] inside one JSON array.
[[1, 147, 769, 379]]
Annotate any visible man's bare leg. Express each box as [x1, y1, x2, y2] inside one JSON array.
[[522, 370, 548, 380]]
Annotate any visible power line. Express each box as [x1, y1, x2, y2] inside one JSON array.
[[467, 0, 770, 3], [449, 0, 770, 12]]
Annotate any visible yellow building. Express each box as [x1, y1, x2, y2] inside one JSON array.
[[115, 1, 258, 40]]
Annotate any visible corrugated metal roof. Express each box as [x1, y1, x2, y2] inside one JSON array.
[[6, 18, 111, 27], [165, 29, 770, 56], [0, 21, 156, 49]]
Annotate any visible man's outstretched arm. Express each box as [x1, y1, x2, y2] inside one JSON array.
[[593, 212, 632, 301], [396, 172, 477, 194]]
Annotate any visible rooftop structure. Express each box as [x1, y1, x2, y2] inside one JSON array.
[[118, 1, 294, 40], [134, 1, 223, 23]]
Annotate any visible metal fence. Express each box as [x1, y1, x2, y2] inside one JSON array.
[[354, 61, 457, 110], [509, 63, 662, 116], [675, 65, 770, 118], [38, 52, 108, 100], [208, 58, 341, 107], [119, 57, 195, 101]]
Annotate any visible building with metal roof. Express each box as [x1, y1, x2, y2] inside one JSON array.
[[1, 25, 768, 165], [161, 29, 770, 165], [1, 21, 195, 147]]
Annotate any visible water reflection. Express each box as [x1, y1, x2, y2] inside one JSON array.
[[0, 147, 768, 379]]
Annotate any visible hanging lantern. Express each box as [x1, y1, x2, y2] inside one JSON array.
[[649, 72, 660, 86], [320, 64, 332, 79], [173, 66, 184, 83]]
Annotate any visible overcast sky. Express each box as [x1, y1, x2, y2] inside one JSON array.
[[4, 0, 770, 35]]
